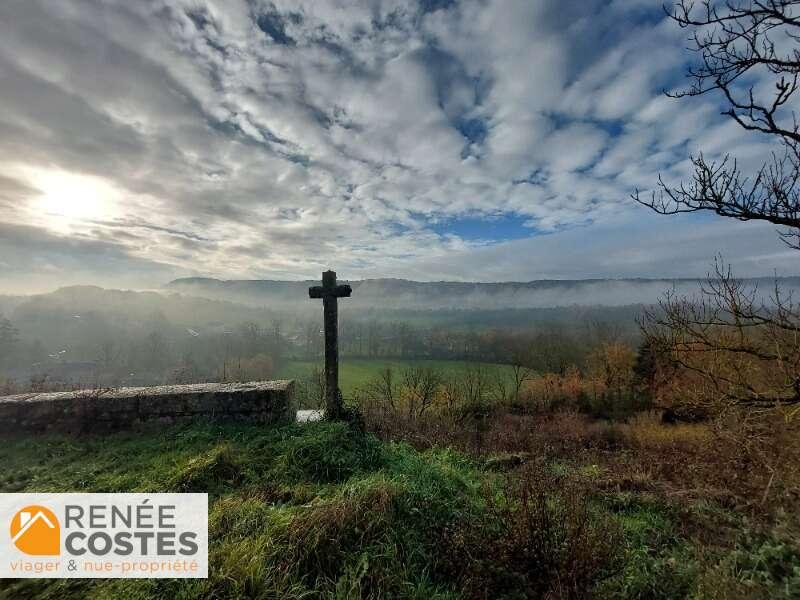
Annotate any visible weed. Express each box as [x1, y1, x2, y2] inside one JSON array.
[[168, 443, 242, 494], [270, 422, 384, 483]]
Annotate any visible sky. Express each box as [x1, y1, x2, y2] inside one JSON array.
[[0, 0, 797, 293]]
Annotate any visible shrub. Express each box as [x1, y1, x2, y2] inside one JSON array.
[[692, 514, 800, 600], [594, 494, 701, 599], [440, 462, 622, 599]]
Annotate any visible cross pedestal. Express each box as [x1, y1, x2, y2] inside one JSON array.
[[309, 270, 351, 419]]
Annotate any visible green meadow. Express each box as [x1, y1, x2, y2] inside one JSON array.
[[276, 358, 514, 398]]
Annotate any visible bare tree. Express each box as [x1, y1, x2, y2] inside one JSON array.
[[509, 344, 534, 404], [402, 367, 442, 419], [641, 259, 800, 411], [366, 367, 398, 411], [441, 375, 463, 417], [635, 2, 800, 416], [98, 339, 121, 371], [635, 0, 800, 248], [492, 369, 510, 405], [0, 315, 19, 367], [296, 364, 326, 409]]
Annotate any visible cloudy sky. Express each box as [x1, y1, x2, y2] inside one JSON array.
[[0, 0, 796, 292]]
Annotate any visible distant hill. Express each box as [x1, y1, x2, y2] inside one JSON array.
[[7, 285, 272, 334], [165, 276, 800, 309]]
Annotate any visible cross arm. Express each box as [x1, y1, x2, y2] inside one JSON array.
[[308, 284, 352, 299]]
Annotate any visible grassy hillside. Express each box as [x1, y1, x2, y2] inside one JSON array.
[[1, 421, 796, 599], [0, 422, 480, 599]]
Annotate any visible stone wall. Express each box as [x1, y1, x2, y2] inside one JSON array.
[[0, 380, 294, 436]]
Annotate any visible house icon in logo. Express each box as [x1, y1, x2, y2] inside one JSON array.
[[10, 505, 60, 555]]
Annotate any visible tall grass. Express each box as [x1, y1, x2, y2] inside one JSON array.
[[0, 419, 718, 600]]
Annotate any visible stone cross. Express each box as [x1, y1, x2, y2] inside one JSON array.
[[309, 270, 351, 419]]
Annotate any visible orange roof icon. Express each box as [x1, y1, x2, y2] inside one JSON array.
[[10, 505, 60, 556]]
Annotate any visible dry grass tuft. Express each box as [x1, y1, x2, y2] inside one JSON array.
[[622, 410, 712, 450]]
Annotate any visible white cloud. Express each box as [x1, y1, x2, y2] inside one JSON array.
[[0, 0, 792, 290]]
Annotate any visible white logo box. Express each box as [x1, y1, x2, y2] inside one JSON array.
[[0, 493, 208, 579]]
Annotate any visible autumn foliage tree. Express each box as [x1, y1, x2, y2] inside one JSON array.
[[642, 261, 800, 412]]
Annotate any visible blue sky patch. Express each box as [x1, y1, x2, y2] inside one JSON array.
[[455, 117, 488, 145], [430, 213, 534, 242], [256, 12, 294, 45]]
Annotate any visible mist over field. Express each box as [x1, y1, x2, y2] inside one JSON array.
[[166, 275, 800, 310], [1, 273, 798, 397], [0, 276, 663, 391]]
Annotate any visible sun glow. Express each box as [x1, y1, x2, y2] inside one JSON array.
[[25, 167, 120, 229]]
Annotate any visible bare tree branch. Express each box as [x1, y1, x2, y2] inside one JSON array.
[[635, 1, 800, 248]]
